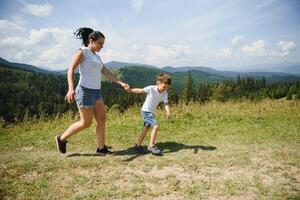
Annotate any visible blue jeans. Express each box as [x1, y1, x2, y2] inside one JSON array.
[[141, 111, 158, 127], [75, 85, 103, 108]]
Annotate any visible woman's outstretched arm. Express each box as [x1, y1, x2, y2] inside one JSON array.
[[101, 66, 129, 90]]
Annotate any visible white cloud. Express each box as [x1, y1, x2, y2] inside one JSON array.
[[101, 44, 193, 66], [231, 35, 244, 45], [11, 15, 27, 27], [27, 28, 57, 45], [270, 51, 289, 57], [145, 44, 192, 66], [242, 39, 267, 56], [0, 17, 297, 71], [277, 40, 296, 52], [0, 20, 25, 37], [130, 0, 144, 12], [101, 47, 136, 62], [20, 1, 53, 17], [0, 22, 79, 69], [271, 40, 296, 57], [0, 37, 24, 47], [210, 47, 233, 59], [241, 39, 296, 58]]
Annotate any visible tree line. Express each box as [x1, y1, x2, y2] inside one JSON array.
[[182, 71, 300, 104], [0, 66, 299, 122]]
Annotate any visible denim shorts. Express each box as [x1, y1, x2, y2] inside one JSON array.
[[141, 111, 158, 127], [75, 85, 103, 108]]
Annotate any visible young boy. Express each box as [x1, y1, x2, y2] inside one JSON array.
[[127, 73, 171, 155]]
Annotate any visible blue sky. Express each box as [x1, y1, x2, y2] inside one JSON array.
[[0, 0, 299, 71]]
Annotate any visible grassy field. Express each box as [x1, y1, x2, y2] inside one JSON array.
[[0, 100, 299, 200]]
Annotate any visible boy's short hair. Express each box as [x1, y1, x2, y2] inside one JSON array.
[[156, 73, 171, 85]]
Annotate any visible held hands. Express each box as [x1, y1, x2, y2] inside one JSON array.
[[120, 82, 130, 91], [65, 89, 76, 104], [121, 82, 133, 92]]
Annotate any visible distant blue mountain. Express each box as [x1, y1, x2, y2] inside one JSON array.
[[1, 57, 299, 82], [162, 66, 239, 77], [105, 61, 157, 69], [161, 65, 300, 78], [52, 60, 300, 78], [0, 57, 61, 75], [240, 63, 300, 75], [54, 61, 157, 75]]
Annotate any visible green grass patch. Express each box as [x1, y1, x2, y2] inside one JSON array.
[[1, 100, 300, 199]]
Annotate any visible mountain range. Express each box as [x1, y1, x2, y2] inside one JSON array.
[[106, 61, 300, 78], [1, 58, 299, 87], [0, 57, 61, 75]]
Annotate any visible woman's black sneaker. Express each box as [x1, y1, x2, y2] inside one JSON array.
[[55, 135, 67, 154], [96, 145, 113, 155]]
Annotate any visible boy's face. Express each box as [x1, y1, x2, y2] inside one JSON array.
[[157, 82, 170, 93]]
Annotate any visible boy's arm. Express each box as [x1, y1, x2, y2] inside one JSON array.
[[164, 103, 171, 118], [128, 88, 145, 94]]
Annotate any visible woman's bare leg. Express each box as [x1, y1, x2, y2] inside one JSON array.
[[93, 101, 106, 149], [60, 107, 94, 141]]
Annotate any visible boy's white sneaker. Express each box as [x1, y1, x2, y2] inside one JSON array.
[[148, 145, 162, 155]]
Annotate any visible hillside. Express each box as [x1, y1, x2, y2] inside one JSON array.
[[1, 57, 300, 84], [114, 66, 228, 91], [0, 100, 299, 199], [0, 65, 135, 121], [113, 66, 300, 91], [1, 62, 300, 122], [105, 61, 157, 69], [106, 60, 300, 80], [162, 65, 300, 78], [0, 65, 75, 121], [0, 58, 61, 75]]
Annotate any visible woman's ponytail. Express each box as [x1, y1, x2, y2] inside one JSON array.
[[74, 27, 105, 47]]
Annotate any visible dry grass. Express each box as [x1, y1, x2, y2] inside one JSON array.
[[0, 99, 299, 199]]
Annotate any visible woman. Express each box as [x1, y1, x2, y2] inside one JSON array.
[[55, 27, 129, 155]]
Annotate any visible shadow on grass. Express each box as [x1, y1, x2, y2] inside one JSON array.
[[66, 146, 114, 157], [66, 142, 217, 161], [113, 141, 217, 162], [67, 153, 105, 157], [157, 141, 217, 154]]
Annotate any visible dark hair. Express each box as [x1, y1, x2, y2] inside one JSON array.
[[74, 27, 105, 47], [157, 73, 171, 85]]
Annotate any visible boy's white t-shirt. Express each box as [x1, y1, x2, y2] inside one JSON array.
[[78, 46, 104, 89], [141, 85, 168, 113]]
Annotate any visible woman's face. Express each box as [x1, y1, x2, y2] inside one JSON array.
[[91, 37, 105, 52]]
